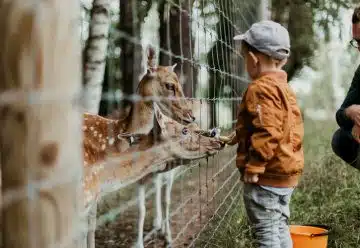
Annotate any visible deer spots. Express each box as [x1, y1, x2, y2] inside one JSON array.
[[0, 105, 25, 123], [83, 126, 87, 131], [15, 111, 25, 123], [90, 126, 94, 131], [108, 137, 115, 145], [101, 144, 106, 150], [0, 105, 10, 117], [39, 142, 59, 166]]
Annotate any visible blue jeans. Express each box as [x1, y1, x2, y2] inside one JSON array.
[[243, 183, 293, 248], [331, 128, 359, 168]]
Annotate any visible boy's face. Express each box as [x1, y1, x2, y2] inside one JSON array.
[[242, 50, 261, 80], [241, 44, 288, 80]]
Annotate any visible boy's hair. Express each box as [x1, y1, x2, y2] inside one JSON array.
[[353, 7, 360, 24], [241, 41, 286, 66], [241, 41, 260, 54]]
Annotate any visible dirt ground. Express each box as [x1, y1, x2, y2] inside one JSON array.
[[95, 147, 240, 248]]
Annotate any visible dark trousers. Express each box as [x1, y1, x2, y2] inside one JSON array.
[[331, 128, 359, 168]]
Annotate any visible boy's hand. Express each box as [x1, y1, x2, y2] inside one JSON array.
[[218, 135, 231, 143], [352, 124, 360, 143], [218, 132, 236, 145], [243, 172, 259, 183]]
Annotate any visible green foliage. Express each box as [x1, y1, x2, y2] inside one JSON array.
[[272, 0, 356, 80]]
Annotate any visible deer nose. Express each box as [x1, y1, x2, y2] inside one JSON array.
[[188, 111, 195, 121], [185, 110, 195, 122]]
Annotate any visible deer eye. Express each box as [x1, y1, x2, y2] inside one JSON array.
[[182, 127, 189, 136], [165, 82, 175, 91]]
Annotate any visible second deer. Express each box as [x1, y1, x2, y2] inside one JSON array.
[[83, 46, 224, 248]]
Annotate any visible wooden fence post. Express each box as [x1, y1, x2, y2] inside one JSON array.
[[0, 0, 84, 248]]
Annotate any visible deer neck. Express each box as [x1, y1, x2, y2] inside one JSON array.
[[123, 100, 154, 134]]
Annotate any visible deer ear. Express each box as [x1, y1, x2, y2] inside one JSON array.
[[167, 63, 177, 72], [153, 103, 165, 128], [147, 45, 155, 58], [151, 103, 167, 141], [146, 68, 156, 77], [147, 45, 156, 69]]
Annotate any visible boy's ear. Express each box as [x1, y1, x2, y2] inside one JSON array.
[[277, 58, 288, 69], [249, 51, 259, 64]]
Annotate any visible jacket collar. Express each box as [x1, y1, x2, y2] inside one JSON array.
[[258, 70, 288, 83]]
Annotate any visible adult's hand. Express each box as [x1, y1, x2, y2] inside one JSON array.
[[345, 104, 360, 126], [352, 125, 360, 143]]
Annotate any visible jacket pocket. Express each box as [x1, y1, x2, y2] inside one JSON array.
[[265, 143, 302, 175]]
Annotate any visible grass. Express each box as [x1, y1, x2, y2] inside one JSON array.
[[198, 118, 360, 248]]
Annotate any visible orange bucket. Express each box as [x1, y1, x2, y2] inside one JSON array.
[[290, 224, 329, 248]]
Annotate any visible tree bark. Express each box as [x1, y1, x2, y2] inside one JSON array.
[[271, 0, 315, 81], [118, 0, 144, 109], [158, 0, 197, 97], [82, 0, 111, 114], [100, 1, 152, 117], [285, 2, 315, 81], [0, 0, 83, 247]]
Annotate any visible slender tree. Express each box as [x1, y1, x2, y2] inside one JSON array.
[[117, 0, 153, 110], [158, 0, 197, 97]]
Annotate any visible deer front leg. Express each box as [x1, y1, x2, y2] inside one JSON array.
[[135, 184, 146, 248], [162, 170, 175, 246], [153, 173, 163, 231], [87, 204, 97, 248]]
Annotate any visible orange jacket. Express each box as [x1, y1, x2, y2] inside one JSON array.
[[230, 71, 304, 187]]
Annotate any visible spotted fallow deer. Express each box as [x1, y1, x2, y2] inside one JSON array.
[[82, 47, 224, 248], [105, 48, 224, 247], [82, 103, 223, 248]]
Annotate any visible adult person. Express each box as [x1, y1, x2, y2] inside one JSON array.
[[332, 6, 360, 167]]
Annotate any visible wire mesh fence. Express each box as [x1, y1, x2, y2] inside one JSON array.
[[0, 0, 263, 247], [80, 1, 261, 247]]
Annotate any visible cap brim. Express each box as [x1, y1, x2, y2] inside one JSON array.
[[233, 34, 246, 40]]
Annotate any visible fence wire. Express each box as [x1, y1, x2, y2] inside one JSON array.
[[0, 0, 264, 247], [82, 0, 259, 247]]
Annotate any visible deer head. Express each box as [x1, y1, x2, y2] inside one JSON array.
[[81, 105, 224, 206], [136, 46, 195, 124], [152, 103, 224, 161]]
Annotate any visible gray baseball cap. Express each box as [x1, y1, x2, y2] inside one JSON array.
[[233, 20, 290, 60]]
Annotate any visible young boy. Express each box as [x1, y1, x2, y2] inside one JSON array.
[[227, 21, 304, 248]]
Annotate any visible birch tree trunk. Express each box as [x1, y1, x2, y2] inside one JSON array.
[[258, 0, 270, 21], [0, 0, 83, 248], [82, 0, 111, 114]]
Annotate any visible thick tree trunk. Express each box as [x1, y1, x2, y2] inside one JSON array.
[[118, 0, 144, 109], [158, 0, 197, 97], [100, 1, 152, 117], [82, 0, 111, 114], [285, 2, 314, 81], [0, 0, 83, 248], [271, 0, 315, 81]]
